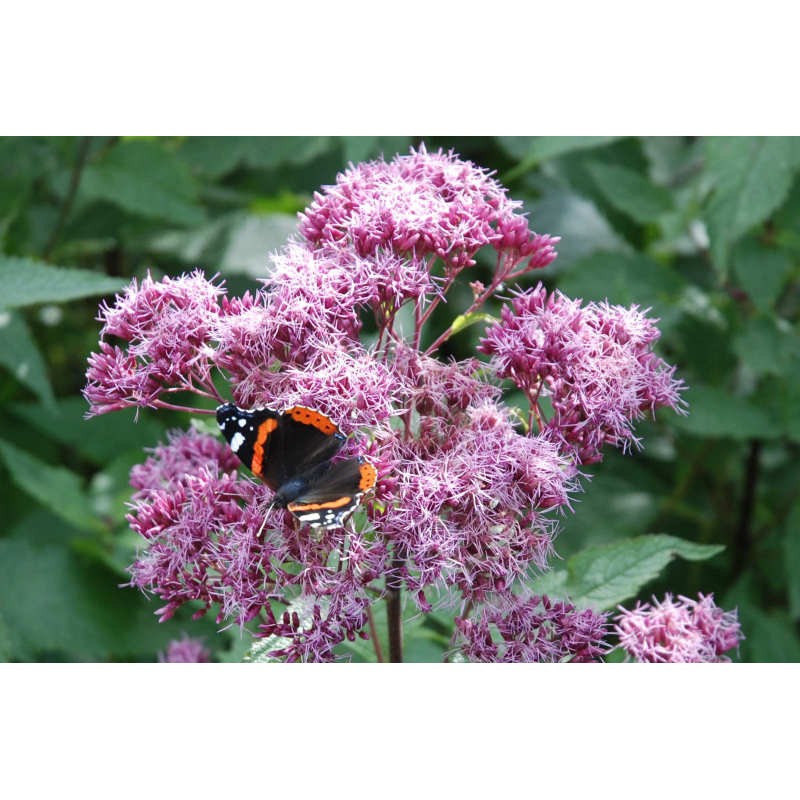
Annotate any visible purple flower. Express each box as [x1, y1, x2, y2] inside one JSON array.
[[456, 593, 609, 662], [298, 145, 558, 272], [614, 593, 743, 663], [479, 283, 686, 464], [376, 401, 576, 602], [84, 270, 225, 416], [159, 634, 211, 663], [85, 146, 689, 662]]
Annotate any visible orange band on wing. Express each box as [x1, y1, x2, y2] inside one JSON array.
[[251, 418, 278, 476], [359, 462, 377, 491], [285, 406, 338, 436], [288, 496, 352, 512]]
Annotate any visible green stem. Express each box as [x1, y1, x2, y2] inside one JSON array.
[[43, 136, 92, 260]]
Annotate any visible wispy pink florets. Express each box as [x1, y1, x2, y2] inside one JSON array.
[[299, 145, 558, 272], [480, 283, 686, 464], [614, 593, 743, 663], [456, 593, 609, 662], [84, 270, 225, 416], [378, 401, 576, 600]]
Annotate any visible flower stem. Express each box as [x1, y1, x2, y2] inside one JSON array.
[[366, 605, 384, 663], [733, 438, 761, 575], [43, 136, 92, 260], [386, 550, 404, 662]]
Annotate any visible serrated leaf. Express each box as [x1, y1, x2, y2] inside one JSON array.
[[731, 237, 794, 312], [0, 255, 123, 309], [80, 140, 204, 227], [704, 137, 800, 270], [672, 384, 780, 440], [180, 136, 333, 178], [557, 251, 686, 330], [733, 316, 800, 378], [533, 534, 724, 611], [735, 601, 800, 662], [0, 310, 56, 408], [586, 161, 673, 223], [0, 439, 102, 533], [220, 212, 299, 276], [500, 136, 623, 177], [528, 186, 629, 268]]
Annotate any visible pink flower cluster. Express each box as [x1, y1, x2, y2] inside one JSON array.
[[456, 593, 609, 662], [299, 144, 556, 270], [614, 593, 743, 663], [85, 146, 694, 662], [479, 284, 686, 463]]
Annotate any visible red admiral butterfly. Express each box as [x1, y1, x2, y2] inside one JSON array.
[[216, 402, 377, 529]]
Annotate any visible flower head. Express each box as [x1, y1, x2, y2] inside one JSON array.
[[480, 283, 686, 463], [299, 145, 557, 272], [84, 270, 225, 416], [614, 593, 743, 663], [456, 593, 609, 662], [159, 634, 211, 663]]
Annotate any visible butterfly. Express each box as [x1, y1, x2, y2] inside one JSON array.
[[216, 403, 377, 529]]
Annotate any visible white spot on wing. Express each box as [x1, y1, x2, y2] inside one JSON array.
[[230, 432, 245, 453]]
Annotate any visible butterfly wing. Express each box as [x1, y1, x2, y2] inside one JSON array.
[[217, 403, 345, 491], [286, 457, 377, 528]]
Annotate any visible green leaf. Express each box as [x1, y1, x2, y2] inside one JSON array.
[[0, 311, 56, 408], [0, 439, 102, 533], [586, 161, 673, 223], [733, 316, 800, 378], [218, 212, 299, 276], [180, 136, 333, 178], [0, 255, 123, 309], [528, 186, 629, 268], [735, 601, 800, 662], [0, 510, 220, 660], [784, 503, 800, 621], [532, 534, 725, 611], [500, 136, 623, 177], [80, 140, 204, 227], [555, 470, 662, 556], [341, 136, 412, 165], [557, 251, 687, 330], [704, 137, 800, 270], [244, 596, 316, 662], [672, 384, 781, 440], [759, 376, 800, 442], [10, 396, 168, 465], [731, 237, 794, 312]]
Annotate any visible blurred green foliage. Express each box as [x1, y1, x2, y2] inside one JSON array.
[[0, 136, 798, 662]]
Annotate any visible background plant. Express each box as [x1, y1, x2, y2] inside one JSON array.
[[1, 136, 798, 662]]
